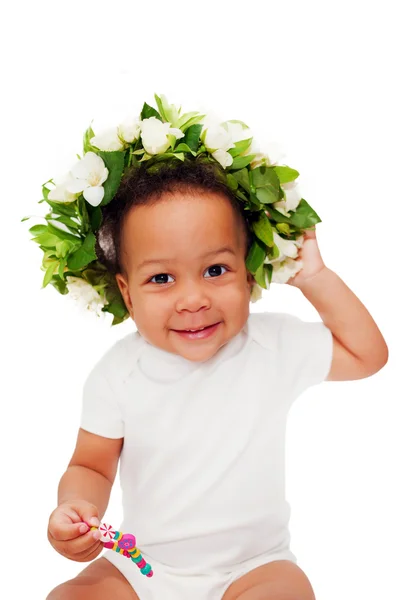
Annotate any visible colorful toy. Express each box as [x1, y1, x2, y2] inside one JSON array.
[[83, 521, 153, 577]]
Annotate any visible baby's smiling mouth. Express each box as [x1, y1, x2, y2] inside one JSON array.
[[172, 322, 220, 332]]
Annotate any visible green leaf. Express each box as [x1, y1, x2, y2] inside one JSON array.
[[103, 296, 127, 319], [21, 216, 32, 222], [32, 232, 62, 247], [90, 206, 103, 232], [265, 205, 292, 224], [270, 242, 281, 260], [77, 196, 90, 232], [83, 122, 99, 154], [45, 199, 77, 217], [173, 142, 197, 155], [167, 133, 177, 152], [226, 173, 238, 191], [252, 212, 274, 247], [97, 150, 126, 206], [265, 263, 273, 285], [172, 153, 185, 162], [255, 187, 279, 204], [58, 258, 67, 279], [276, 222, 292, 236], [229, 154, 257, 170], [273, 165, 299, 184], [50, 276, 68, 295], [228, 138, 253, 158], [47, 222, 81, 243], [141, 101, 162, 121], [179, 114, 206, 133], [55, 239, 79, 258], [253, 262, 267, 289], [155, 94, 180, 126], [67, 232, 97, 270], [43, 261, 59, 288], [234, 189, 249, 203], [286, 198, 322, 229], [245, 238, 266, 273], [29, 224, 48, 236], [251, 165, 279, 188], [182, 123, 203, 152], [231, 168, 250, 193], [51, 215, 80, 232]]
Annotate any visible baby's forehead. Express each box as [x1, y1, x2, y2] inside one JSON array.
[[122, 191, 247, 270]]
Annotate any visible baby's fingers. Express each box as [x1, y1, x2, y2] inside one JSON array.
[[51, 528, 102, 559], [48, 520, 90, 542]]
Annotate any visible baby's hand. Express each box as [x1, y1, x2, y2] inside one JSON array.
[[47, 500, 103, 562]]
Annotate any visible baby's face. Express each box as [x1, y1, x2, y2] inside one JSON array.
[[116, 190, 253, 362]]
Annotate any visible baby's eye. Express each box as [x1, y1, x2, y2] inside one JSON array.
[[204, 264, 228, 278], [149, 273, 174, 284]]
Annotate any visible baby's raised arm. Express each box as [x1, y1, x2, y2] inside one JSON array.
[[47, 428, 123, 562]]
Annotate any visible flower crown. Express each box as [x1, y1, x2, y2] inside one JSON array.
[[22, 93, 321, 325]]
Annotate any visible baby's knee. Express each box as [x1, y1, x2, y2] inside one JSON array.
[[46, 581, 75, 600], [46, 557, 139, 600]]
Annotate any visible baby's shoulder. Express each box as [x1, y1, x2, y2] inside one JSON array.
[[87, 330, 144, 382], [246, 310, 302, 352]]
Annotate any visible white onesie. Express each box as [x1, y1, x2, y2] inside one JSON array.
[[80, 311, 333, 599]]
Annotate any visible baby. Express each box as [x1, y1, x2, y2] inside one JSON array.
[[46, 158, 388, 600]]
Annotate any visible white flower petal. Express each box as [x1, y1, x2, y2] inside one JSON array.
[[169, 127, 185, 140], [66, 276, 106, 317], [203, 125, 235, 153], [271, 257, 303, 284], [65, 179, 89, 194], [212, 149, 233, 168], [281, 181, 302, 212], [118, 117, 141, 143], [83, 185, 104, 207], [91, 128, 125, 151], [48, 185, 75, 202]]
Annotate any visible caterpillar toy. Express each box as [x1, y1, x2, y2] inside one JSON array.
[[83, 521, 153, 577]]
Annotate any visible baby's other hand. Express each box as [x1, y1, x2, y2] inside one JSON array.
[[47, 500, 103, 562]]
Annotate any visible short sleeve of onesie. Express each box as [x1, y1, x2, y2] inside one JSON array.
[[79, 341, 126, 439], [276, 312, 333, 399], [248, 311, 333, 403]]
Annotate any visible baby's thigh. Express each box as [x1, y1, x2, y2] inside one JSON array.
[[46, 557, 139, 600], [222, 560, 316, 600]]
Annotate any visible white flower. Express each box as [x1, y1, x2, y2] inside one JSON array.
[[271, 257, 303, 284], [201, 123, 235, 168], [91, 116, 141, 151], [273, 180, 302, 216], [140, 116, 184, 155], [64, 152, 109, 207], [48, 172, 79, 203], [264, 231, 304, 265], [66, 276, 106, 317], [119, 116, 141, 144]]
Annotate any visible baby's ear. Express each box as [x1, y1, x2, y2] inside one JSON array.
[[115, 273, 134, 320], [246, 271, 255, 289]]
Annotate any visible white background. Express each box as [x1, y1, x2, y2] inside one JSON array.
[[1, 1, 399, 598]]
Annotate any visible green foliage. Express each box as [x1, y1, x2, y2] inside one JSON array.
[[67, 232, 97, 270]]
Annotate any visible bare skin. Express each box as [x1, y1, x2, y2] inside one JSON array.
[[46, 556, 316, 599]]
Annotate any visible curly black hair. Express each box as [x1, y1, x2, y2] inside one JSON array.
[[96, 156, 253, 275]]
